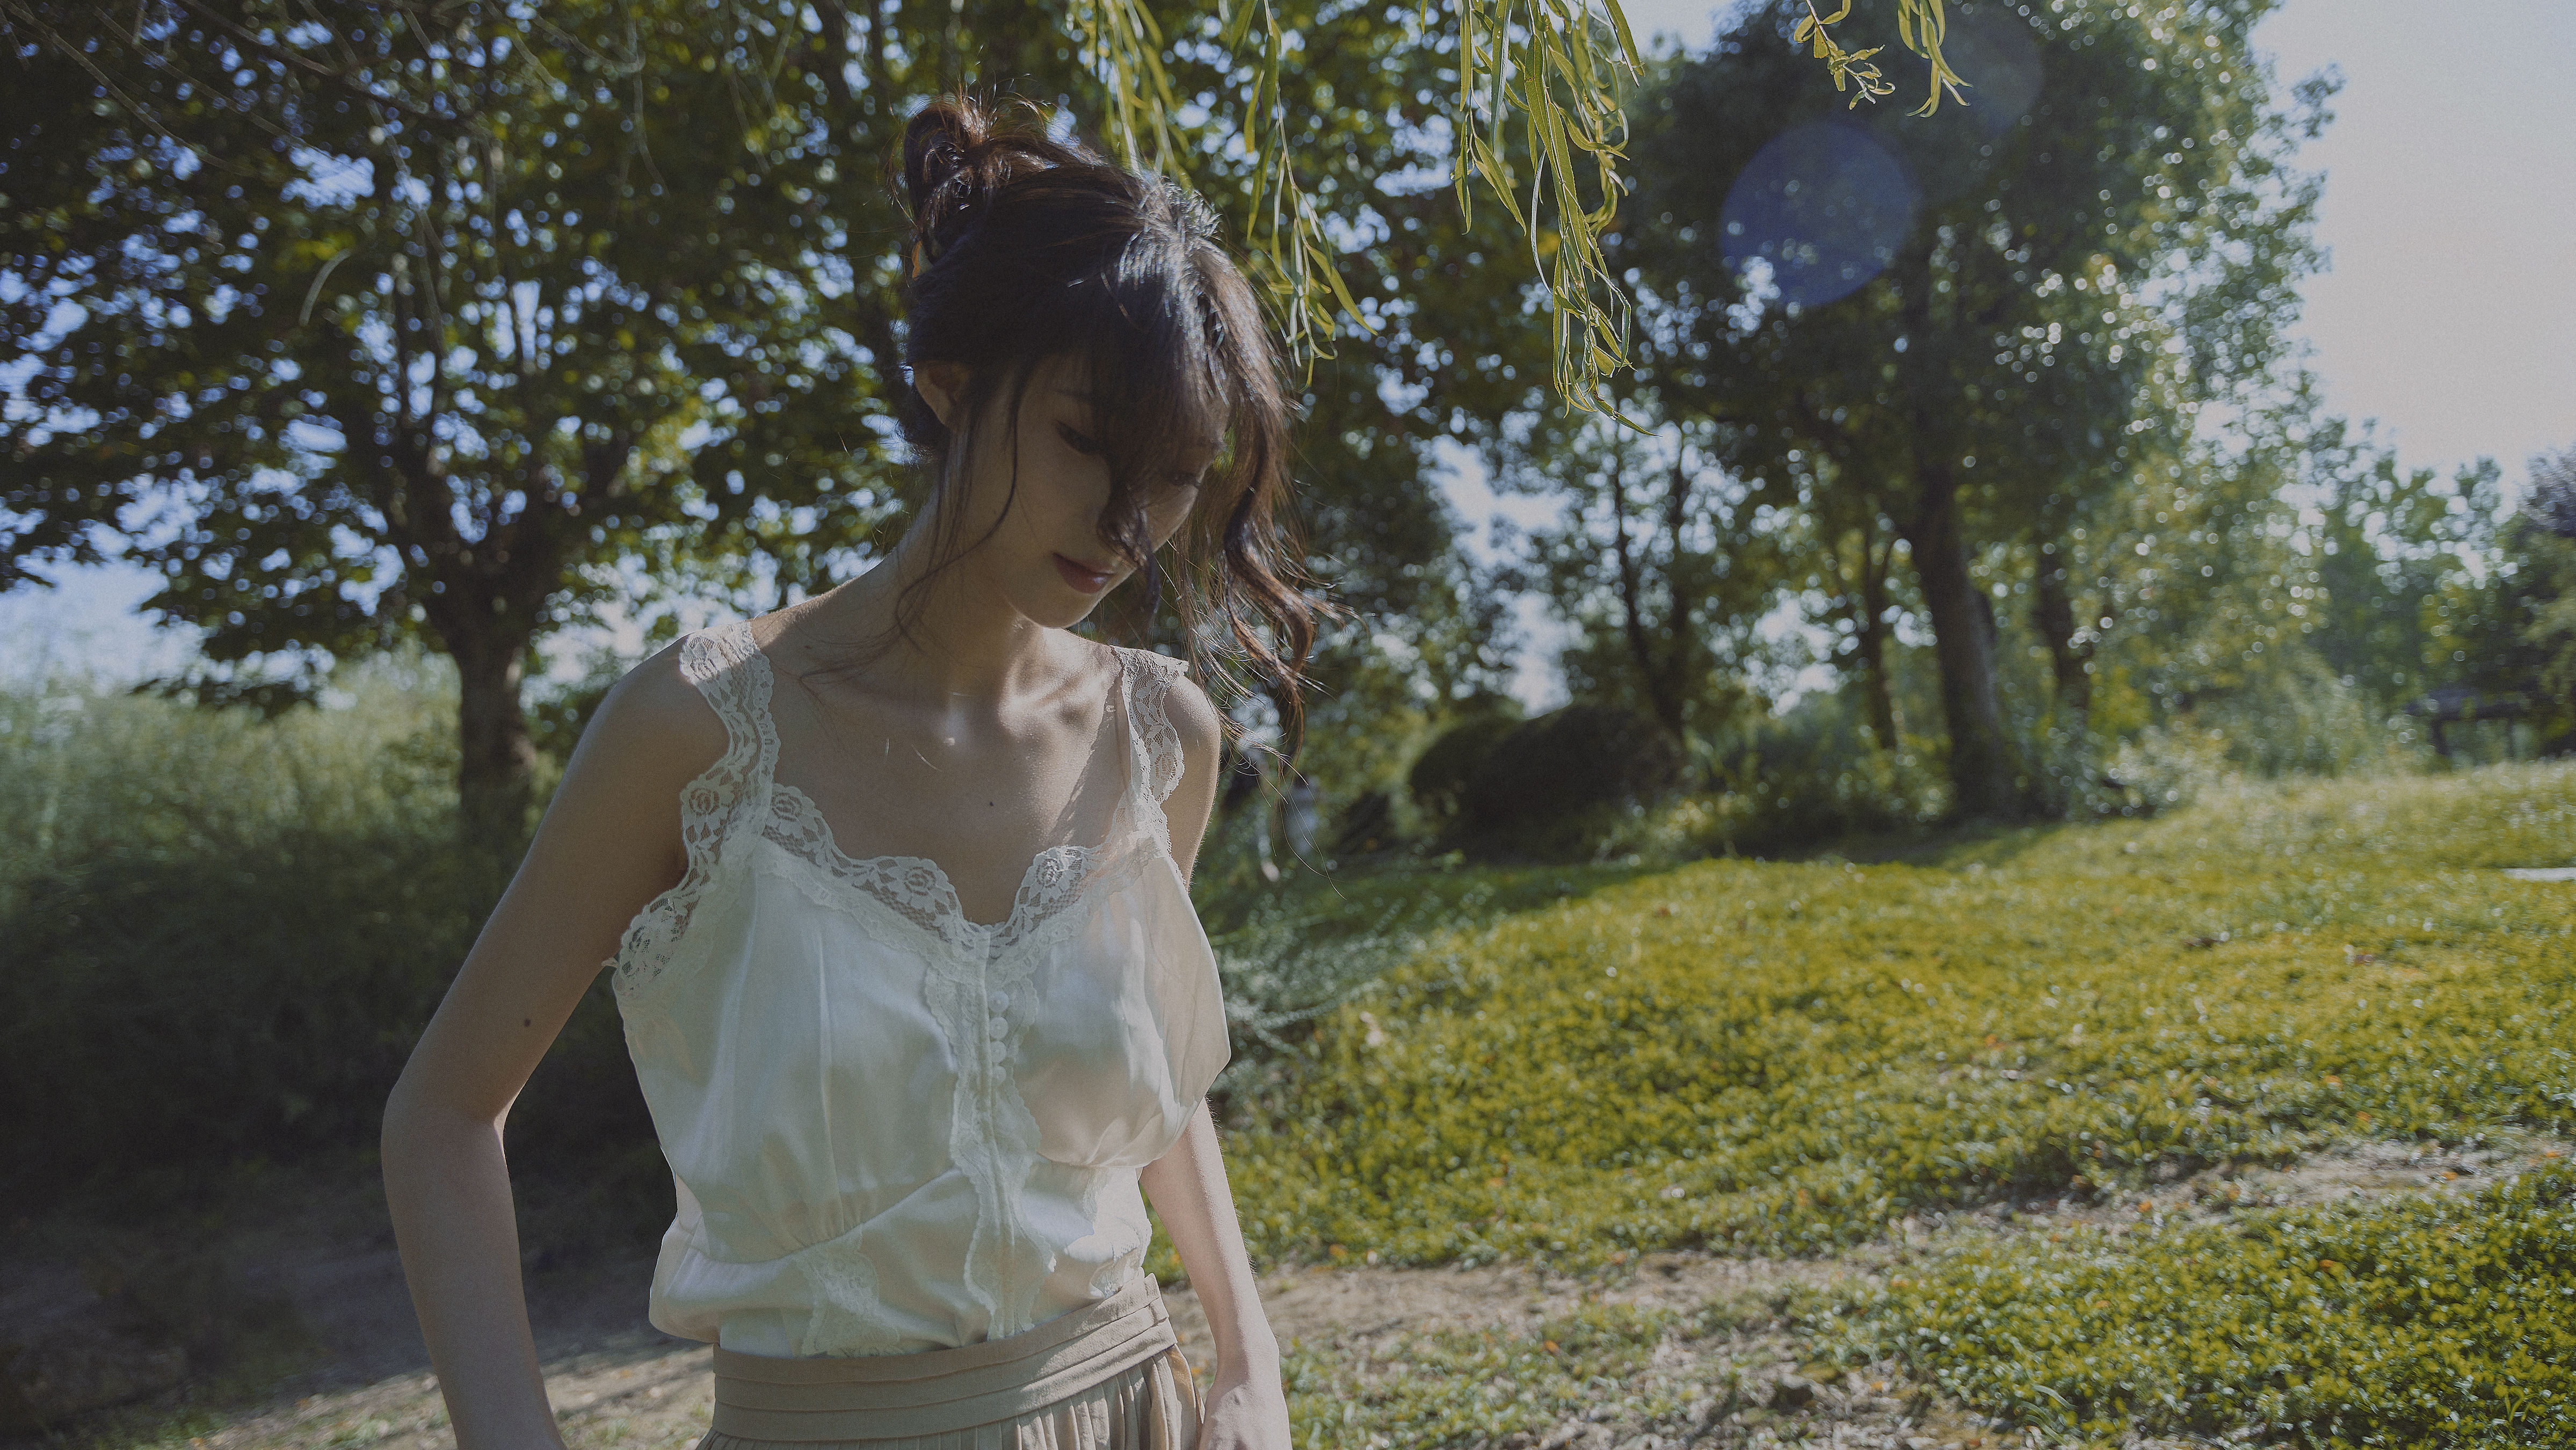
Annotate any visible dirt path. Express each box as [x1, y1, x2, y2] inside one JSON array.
[[159, 1251, 1978, 1450], [10, 1132, 2562, 1450]]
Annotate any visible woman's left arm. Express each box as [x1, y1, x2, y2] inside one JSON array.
[[1140, 669, 1289, 1450], [1141, 1105, 1289, 1449]]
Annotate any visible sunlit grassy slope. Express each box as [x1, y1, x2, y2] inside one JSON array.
[[1808, 1161, 2576, 1446], [1202, 764, 2576, 1448], [1217, 764, 2576, 1270]]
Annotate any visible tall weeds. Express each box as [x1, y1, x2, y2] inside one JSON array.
[[0, 654, 650, 1217]]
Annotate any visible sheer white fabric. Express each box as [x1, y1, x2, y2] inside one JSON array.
[[606, 619, 1229, 1358]]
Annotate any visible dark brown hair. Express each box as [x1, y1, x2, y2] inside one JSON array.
[[859, 92, 1330, 764]]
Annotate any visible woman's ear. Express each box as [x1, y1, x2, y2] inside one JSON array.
[[915, 361, 972, 432]]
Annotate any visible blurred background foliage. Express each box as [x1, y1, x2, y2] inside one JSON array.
[[1, 0, 2569, 1255]]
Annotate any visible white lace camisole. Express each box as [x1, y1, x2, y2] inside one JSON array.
[[604, 618, 1231, 1358]]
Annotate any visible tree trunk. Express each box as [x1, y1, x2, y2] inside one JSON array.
[[1851, 509, 1902, 751], [1853, 613, 1899, 752], [451, 628, 539, 857], [1902, 462, 2016, 818], [1607, 452, 1692, 748], [2031, 548, 2094, 724]]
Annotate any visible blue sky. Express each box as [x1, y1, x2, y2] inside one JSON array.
[[6, 0, 2571, 696]]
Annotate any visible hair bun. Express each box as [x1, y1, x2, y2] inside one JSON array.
[[901, 98, 990, 266]]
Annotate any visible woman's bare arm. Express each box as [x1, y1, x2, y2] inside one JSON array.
[[1142, 1105, 1288, 1449], [380, 643, 724, 1450], [1138, 675, 1289, 1450]]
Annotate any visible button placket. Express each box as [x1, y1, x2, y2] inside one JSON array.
[[977, 948, 1011, 1084]]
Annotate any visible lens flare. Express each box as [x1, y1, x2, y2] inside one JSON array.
[[1720, 121, 1920, 309]]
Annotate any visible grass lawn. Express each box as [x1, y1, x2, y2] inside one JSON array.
[[16, 765, 2568, 1450], [1194, 763, 2576, 1448]]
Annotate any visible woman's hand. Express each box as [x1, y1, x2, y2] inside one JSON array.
[[1195, 1356, 1292, 1450]]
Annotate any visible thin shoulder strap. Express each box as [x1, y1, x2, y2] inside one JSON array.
[[676, 619, 780, 853], [1121, 648, 1191, 853], [607, 620, 779, 997]]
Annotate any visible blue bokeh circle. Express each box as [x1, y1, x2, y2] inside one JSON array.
[[1719, 122, 1921, 308]]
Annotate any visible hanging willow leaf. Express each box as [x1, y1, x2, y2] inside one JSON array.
[[1063, 0, 1968, 417]]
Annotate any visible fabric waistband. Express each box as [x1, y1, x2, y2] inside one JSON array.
[[707, 1275, 1187, 1441]]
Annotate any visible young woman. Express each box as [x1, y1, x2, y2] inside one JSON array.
[[380, 95, 1320, 1450]]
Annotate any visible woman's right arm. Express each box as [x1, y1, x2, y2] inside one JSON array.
[[380, 644, 727, 1450]]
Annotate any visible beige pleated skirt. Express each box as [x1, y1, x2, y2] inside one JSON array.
[[693, 1275, 1203, 1450]]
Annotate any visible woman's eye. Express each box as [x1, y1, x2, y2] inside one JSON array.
[[1057, 422, 1104, 455]]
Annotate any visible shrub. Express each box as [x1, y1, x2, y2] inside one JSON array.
[[1461, 704, 1684, 849], [1, 822, 494, 1192], [0, 659, 659, 1216], [1697, 692, 1947, 852], [1407, 710, 1523, 833], [2107, 656, 2431, 814]]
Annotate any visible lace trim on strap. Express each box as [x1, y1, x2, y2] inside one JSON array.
[[1123, 649, 1189, 858], [607, 620, 779, 1003]]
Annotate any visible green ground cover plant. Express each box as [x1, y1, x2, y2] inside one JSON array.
[[1197, 853, 1670, 1102], [1280, 1303, 1701, 1450], [1805, 1162, 2576, 1448], [1221, 763, 2576, 1270]]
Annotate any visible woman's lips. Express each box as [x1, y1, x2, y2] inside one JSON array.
[[1054, 553, 1112, 593]]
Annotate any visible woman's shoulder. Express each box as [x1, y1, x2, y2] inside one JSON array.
[[530, 629, 757, 901], [572, 627, 754, 789], [1116, 644, 1211, 717], [1153, 657, 1221, 752]]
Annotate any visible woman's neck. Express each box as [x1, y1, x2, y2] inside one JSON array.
[[780, 525, 1088, 712]]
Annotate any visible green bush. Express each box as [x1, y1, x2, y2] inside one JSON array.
[[1461, 704, 1685, 850], [0, 655, 460, 915], [1407, 710, 1523, 833], [1806, 1163, 2576, 1448], [1697, 692, 1948, 853], [1, 664, 466, 1190], [2101, 655, 2432, 818], [1, 821, 492, 1191]]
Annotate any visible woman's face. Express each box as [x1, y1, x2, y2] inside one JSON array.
[[918, 353, 1211, 630]]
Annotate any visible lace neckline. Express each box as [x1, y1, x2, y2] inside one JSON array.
[[735, 622, 1151, 942]]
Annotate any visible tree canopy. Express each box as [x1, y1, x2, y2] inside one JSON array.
[[2, 0, 1975, 846], [1620, 0, 2326, 816]]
